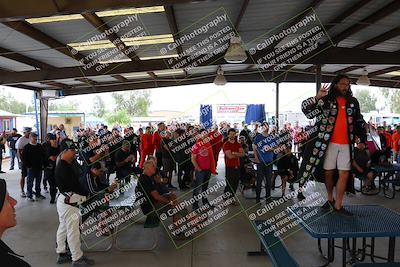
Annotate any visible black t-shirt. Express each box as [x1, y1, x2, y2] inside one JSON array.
[[124, 133, 139, 153], [108, 136, 123, 167], [170, 136, 187, 164], [80, 172, 108, 197], [7, 134, 21, 150], [138, 174, 157, 215], [0, 240, 30, 267], [81, 144, 102, 167], [43, 142, 60, 168], [277, 153, 299, 176], [115, 149, 132, 177], [22, 143, 45, 170], [354, 147, 370, 169], [240, 129, 252, 147], [153, 169, 170, 195], [160, 138, 173, 160], [55, 159, 86, 195]]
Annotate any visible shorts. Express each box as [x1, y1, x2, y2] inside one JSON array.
[[323, 143, 351, 171], [21, 164, 27, 177], [352, 168, 371, 178]]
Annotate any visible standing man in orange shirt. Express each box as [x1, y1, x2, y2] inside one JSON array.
[[153, 122, 166, 170], [392, 125, 400, 162], [300, 74, 367, 216], [139, 127, 154, 169]]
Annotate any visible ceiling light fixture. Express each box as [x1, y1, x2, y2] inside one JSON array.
[[224, 36, 247, 63], [139, 54, 179, 60], [96, 6, 165, 17], [214, 67, 227, 86], [99, 58, 131, 64], [26, 6, 165, 24], [68, 40, 115, 51], [357, 68, 370, 86], [26, 14, 84, 23], [122, 34, 174, 46]]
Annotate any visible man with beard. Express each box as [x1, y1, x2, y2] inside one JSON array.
[[299, 74, 367, 216]]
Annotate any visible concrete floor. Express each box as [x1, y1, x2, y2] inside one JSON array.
[[1, 156, 399, 267]]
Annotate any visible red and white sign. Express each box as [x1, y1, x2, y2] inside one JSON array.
[[216, 105, 246, 113]]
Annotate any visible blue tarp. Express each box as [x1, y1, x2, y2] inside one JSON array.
[[200, 104, 213, 129], [245, 104, 266, 124]]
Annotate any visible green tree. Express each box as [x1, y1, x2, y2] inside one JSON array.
[[49, 99, 79, 111], [389, 90, 400, 113], [111, 90, 151, 116], [0, 90, 32, 114], [92, 95, 106, 118], [378, 87, 400, 113], [105, 110, 131, 125], [354, 89, 377, 113]]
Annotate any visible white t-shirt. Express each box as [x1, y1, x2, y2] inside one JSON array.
[[15, 136, 30, 150]]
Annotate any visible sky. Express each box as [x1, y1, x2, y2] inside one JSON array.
[[0, 82, 386, 117]]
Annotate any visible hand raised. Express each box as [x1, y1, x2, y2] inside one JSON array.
[[316, 83, 329, 100]]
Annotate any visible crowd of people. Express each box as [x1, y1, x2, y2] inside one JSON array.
[[1, 85, 400, 265], [0, 117, 399, 205]]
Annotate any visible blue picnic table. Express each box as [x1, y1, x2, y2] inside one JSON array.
[[287, 205, 400, 267], [371, 164, 400, 198]]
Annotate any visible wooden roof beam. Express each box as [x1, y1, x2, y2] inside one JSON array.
[[3, 21, 88, 64], [0, 46, 53, 69], [82, 12, 139, 61], [165, 5, 183, 55]]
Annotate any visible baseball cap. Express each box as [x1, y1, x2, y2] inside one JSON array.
[[46, 133, 56, 140], [60, 139, 78, 151], [23, 127, 32, 133]]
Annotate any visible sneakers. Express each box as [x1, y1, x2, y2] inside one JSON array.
[[320, 200, 335, 212], [362, 186, 377, 195], [297, 192, 305, 200], [21, 191, 27, 198], [334, 207, 353, 217], [71, 256, 95, 267], [168, 184, 177, 190], [36, 194, 46, 200], [56, 253, 72, 264], [180, 185, 190, 190], [0, 170, 6, 174], [28, 197, 35, 202]]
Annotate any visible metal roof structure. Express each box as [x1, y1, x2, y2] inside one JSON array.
[[0, 0, 398, 98]]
